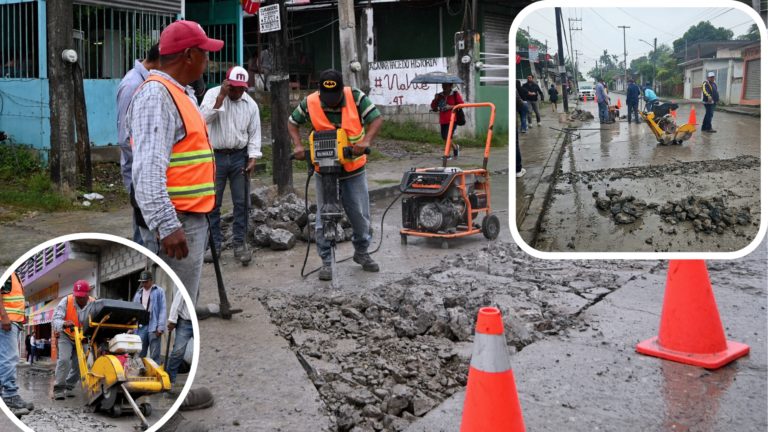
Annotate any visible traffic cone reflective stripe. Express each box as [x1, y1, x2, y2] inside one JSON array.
[[460, 308, 525, 432], [636, 260, 749, 369], [688, 105, 699, 125]]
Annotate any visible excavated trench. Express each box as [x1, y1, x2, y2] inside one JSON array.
[[260, 242, 660, 432]]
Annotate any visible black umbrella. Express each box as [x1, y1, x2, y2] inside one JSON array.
[[410, 72, 464, 84]]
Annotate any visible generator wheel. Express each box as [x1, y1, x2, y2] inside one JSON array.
[[109, 404, 122, 418], [140, 403, 152, 417], [482, 214, 501, 240]]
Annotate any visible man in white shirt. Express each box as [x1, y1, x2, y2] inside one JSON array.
[[200, 66, 262, 263]]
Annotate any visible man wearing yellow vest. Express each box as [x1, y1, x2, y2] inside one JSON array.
[[1, 272, 34, 412], [127, 20, 221, 432], [51, 280, 94, 400], [288, 69, 384, 281]]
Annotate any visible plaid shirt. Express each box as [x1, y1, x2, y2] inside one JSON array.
[[126, 71, 204, 239]]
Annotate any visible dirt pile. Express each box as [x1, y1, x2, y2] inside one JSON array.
[[260, 242, 656, 431], [21, 407, 118, 431], [569, 109, 594, 121]]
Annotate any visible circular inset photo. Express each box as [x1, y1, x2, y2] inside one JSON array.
[[0, 235, 201, 432]]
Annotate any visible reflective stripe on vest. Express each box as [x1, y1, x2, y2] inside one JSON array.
[[2, 273, 25, 322], [132, 75, 216, 213], [307, 87, 366, 172], [62, 295, 95, 340]]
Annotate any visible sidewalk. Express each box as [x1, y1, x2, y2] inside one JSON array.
[[515, 99, 573, 245], [612, 90, 760, 117]]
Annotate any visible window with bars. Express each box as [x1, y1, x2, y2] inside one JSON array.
[[0, 1, 40, 79], [200, 23, 238, 86], [72, 4, 176, 79]]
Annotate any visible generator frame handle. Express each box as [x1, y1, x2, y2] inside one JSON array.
[[442, 103, 496, 169]]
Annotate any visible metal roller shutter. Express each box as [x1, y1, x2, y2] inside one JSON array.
[[74, 0, 181, 15], [483, 13, 512, 86], [691, 68, 702, 99], [745, 59, 760, 100]]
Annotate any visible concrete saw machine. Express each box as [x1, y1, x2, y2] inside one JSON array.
[[73, 299, 171, 430], [640, 101, 696, 145]]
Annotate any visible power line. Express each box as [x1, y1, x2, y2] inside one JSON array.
[[616, 8, 676, 36]]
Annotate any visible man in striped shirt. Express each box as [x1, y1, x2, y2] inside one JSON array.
[[288, 69, 384, 281], [200, 66, 262, 262]]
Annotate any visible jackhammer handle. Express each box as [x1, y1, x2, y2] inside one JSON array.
[[289, 150, 306, 161], [342, 146, 371, 159]]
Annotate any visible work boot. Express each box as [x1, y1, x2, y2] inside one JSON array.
[[179, 387, 215, 411], [319, 264, 333, 281], [203, 248, 220, 263], [64, 388, 75, 398], [12, 408, 30, 418], [157, 412, 210, 432], [53, 390, 65, 400], [704, 129, 717, 133], [3, 395, 34, 410], [353, 252, 379, 272]]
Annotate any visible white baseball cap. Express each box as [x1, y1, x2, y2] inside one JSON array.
[[226, 66, 249, 88], [707, 71, 715, 77]]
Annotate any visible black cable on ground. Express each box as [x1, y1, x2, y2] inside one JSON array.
[[299, 176, 420, 278]]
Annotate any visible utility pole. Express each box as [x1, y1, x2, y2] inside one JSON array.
[[269, 0, 293, 194], [653, 38, 657, 92], [574, 49, 582, 83], [568, 17, 581, 88], [618, 25, 629, 91], [555, 8, 568, 112], [47, 0, 77, 198], [337, 0, 360, 87], [544, 39, 548, 89]]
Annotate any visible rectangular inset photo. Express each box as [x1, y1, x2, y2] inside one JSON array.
[[0, 235, 201, 432], [512, 3, 764, 256]]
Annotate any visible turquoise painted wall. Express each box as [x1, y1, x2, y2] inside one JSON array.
[[475, 85, 509, 137], [83, 79, 121, 146], [0, 78, 51, 156]]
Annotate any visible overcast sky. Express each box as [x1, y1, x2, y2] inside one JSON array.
[[517, 7, 757, 72]]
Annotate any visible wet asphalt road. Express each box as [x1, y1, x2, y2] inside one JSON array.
[[536, 91, 761, 253]]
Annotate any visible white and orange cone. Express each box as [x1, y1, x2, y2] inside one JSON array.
[[460, 307, 525, 432]]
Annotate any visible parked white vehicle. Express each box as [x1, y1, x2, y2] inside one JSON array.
[[578, 81, 595, 100]]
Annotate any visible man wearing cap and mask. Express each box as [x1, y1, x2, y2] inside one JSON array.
[[132, 270, 167, 364], [200, 66, 262, 263], [51, 280, 94, 400], [288, 69, 384, 281], [701, 71, 719, 133], [127, 19, 220, 432]]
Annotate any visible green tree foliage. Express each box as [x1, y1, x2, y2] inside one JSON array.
[[630, 56, 648, 71], [737, 23, 760, 42], [673, 21, 734, 52], [655, 58, 682, 84], [516, 30, 545, 52]]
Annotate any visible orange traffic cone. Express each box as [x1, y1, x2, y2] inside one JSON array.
[[688, 105, 699, 125], [636, 260, 750, 369], [583, 95, 587, 102], [670, 101, 677, 118], [617, 98, 622, 108], [460, 307, 525, 431]]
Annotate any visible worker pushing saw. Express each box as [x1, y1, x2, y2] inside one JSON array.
[[288, 69, 385, 282], [51, 280, 95, 400]]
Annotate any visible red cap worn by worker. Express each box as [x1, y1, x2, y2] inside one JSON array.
[[226, 66, 249, 88], [159, 20, 224, 55], [73, 280, 90, 297]]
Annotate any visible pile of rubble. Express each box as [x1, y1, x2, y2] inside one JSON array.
[[569, 109, 594, 121], [219, 185, 361, 252], [594, 189, 756, 235], [260, 242, 653, 431], [562, 156, 760, 185], [21, 407, 118, 430]]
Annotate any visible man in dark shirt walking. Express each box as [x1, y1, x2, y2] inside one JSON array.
[[521, 75, 545, 127], [625, 79, 641, 124]]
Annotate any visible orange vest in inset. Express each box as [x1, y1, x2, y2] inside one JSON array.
[[132, 75, 216, 213], [307, 87, 366, 172], [2, 273, 25, 323], [61, 294, 95, 340]]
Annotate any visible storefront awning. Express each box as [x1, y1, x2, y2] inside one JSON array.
[[28, 300, 59, 326]]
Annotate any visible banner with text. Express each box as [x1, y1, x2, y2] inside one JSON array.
[[368, 58, 448, 106]]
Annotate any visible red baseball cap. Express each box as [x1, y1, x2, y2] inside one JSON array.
[[159, 20, 224, 55], [226, 66, 249, 88], [73, 280, 90, 297]]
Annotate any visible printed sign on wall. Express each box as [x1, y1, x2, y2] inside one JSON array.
[[368, 58, 449, 106], [259, 4, 281, 33]]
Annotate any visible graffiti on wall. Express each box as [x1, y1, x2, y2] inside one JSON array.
[[368, 58, 448, 105]]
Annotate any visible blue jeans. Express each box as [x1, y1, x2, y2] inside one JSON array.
[[515, 129, 522, 173], [315, 171, 371, 262], [519, 103, 529, 131], [167, 318, 193, 384], [210, 149, 251, 250], [138, 325, 162, 364], [598, 101, 609, 122], [133, 212, 145, 247], [702, 103, 715, 130], [0, 324, 20, 397], [140, 213, 207, 321], [627, 101, 639, 122]]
